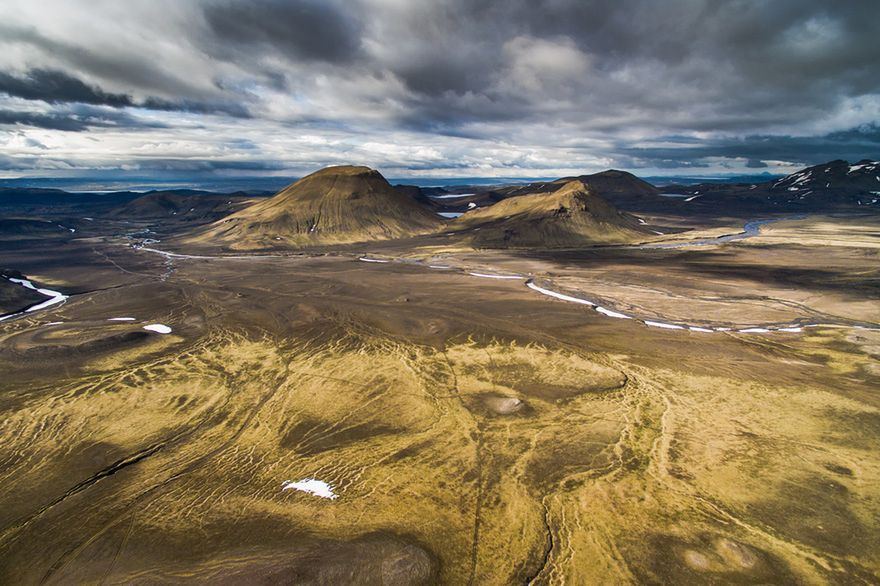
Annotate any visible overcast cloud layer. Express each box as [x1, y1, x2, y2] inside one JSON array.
[[0, 0, 878, 180]]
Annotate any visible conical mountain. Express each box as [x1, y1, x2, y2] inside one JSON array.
[[578, 169, 659, 198], [450, 180, 651, 248], [189, 166, 442, 249]]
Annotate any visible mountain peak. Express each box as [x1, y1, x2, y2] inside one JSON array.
[[450, 179, 650, 248], [187, 165, 440, 249]]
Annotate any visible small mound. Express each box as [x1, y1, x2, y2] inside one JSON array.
[[187, 165, 441, 249], [450, 180, 652, 248]]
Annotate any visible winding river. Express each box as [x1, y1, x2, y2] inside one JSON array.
[[0, 277, 69, 322], [637, 215, 805, 249]]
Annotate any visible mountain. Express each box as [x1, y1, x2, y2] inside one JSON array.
[[482, 169, 659, 202], [449, 180, 651, 248], [446, 169, 665, 215], [188, 166, 442, 249], [769, 159, 880, 206], [658, 159, 880, 212]]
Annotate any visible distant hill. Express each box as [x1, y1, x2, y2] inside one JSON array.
[[450, 180, 651, 248], [108, 190, 257, 223], [0, 188, 143, 216], [188, 165, 442, 249], [0, 218, 77, 240]]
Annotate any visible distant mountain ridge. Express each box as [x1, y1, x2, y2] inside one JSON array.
[[652, 159, 880, 212]]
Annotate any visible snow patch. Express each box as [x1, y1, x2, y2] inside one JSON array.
[[143, 324, 172, 334], [282, 478, 337, 499], [108, 317, 136, 321], [359, 257, 390, 263]]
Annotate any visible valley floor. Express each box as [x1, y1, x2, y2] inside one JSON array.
[[0, 214, 878, 584]]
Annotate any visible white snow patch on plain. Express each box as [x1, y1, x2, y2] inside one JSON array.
[[429, 193, 475, 199], [282, 479, 337, 499], [644, 321, 685, 330], [688, 326, 714, 333], [428, 264, 450, 269], [143, 324, 172, 334], [777, 327, 803, 333], [526, 281, 595, 305], [359, 257, 390, 263], [469, 272, 521, 280], [684, 195, 701, 202], [108, 317, 136, 321], [468, 202, 477, 209], [739, 327, 770, 333], [596, 306, 632, 319]]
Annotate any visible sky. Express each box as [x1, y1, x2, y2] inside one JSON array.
[[0, 0, 878, 184]]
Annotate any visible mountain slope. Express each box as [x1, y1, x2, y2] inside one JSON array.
[[188, 166, 442, 249], [450, 180, 651, 248]]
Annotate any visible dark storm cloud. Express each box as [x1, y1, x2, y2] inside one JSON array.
[[124, 158, 287, 172], [0, 68, 132, 107], [141, 97, 251, 118], [200, 0, 363, 64], [616, 125, 880, 168], [374, 0, 880, 133], [0, 67, 251, 119], [0, 106, 169, 132], [0, 24, 199, 98]]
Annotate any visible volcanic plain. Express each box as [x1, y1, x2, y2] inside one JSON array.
[[0, 167, 878, 584]]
